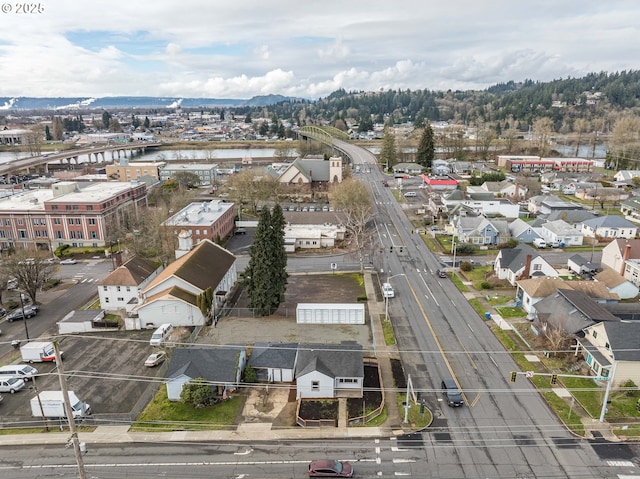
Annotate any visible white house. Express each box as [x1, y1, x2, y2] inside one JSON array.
[[541, 219, 584, 246], [132, 238, 236, 329], [284, 224, 346, 252], [580, 216, 638, 239], [98, 256, 163, 313], [494, 244, 558, 286], [295, 344, 364, 399], [247, 342, 298, 383]]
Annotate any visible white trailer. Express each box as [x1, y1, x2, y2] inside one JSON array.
[[30, 391, 91, 418], [20, 341, 63, 363]]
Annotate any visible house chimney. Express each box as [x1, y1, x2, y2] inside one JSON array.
[[522, 254, 532, 279], [621, 243, 632, 276]]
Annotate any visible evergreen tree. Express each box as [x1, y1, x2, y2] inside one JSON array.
[[379, 126, 397, 170], [44, 126, 52, 141], [244, 112, 252, 123], [143, 116, 150, 129], [246, 207, 287, 316], [416, 124, 435, 168], [102, 111, 111, 130]]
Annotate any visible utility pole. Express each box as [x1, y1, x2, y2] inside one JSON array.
[[54, 341, 87, 479]]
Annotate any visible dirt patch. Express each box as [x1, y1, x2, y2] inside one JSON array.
[[391, 358, 406, 389], [299, 399, 339, 420], [347, 364, 382, 419]]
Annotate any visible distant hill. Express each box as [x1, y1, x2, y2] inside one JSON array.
[[0, 94, 301, 111]]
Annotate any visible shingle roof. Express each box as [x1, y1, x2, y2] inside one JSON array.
[[517, 277, 619, 300], [144, 239, 235, 293], [498, 244, 537, 272], [602, 322, 640, 361], [98, 256, 159, 286], [295, 343, 363, 379], [595, 268, 628, 288], [582, 215, 637, 229], [248, 342, 298, 369], [167, 346, 245, 383]]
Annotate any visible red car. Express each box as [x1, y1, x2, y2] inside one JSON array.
[[308, 459, 354, 477]]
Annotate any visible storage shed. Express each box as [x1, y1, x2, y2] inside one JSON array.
[[296, 303, 365, 325]]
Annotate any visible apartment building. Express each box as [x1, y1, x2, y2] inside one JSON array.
[[0, 181, 147, 251]]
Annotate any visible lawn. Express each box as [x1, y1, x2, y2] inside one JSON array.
[[133, 387, 243, 431], [396, 393, 431, 429], [380, 314, 396, 346]]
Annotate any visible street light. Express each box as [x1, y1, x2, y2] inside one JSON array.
[[599, 355, 616, 423], [19, 292, 30, 342], [385, 274, 406, 322]]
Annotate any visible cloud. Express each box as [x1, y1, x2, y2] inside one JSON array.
[[0, 1, 639, 98]]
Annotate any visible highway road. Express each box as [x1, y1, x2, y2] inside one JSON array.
[[332, 139, 631, 478], [1, 433, 638, 478]]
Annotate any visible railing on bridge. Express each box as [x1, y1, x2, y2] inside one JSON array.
[[299, 126, 350, 142]]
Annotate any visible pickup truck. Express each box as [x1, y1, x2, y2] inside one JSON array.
[[6, 304, 39, 322]]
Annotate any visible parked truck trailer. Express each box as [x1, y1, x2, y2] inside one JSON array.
[[30, 391, 91, 418], [20, 341, 63, 363]]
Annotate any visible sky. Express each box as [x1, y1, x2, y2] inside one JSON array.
[[0, 1, 639, 100]]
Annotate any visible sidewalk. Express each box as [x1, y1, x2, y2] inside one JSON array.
[[0, 272, 408, 446]]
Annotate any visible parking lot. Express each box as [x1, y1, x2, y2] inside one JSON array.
[[0, 272, 373, 422], [0, 330, 162, 420]]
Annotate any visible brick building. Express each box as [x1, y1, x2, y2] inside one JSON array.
[[161, 200, 235, 246], [0, 181, 147, 251]]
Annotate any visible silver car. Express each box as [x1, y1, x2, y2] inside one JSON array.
[[0, 377, 25, 394]]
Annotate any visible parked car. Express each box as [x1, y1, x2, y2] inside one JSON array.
[[144, 351, 167, 367], [0, 377, 26, 394], [6, 304, 39, 322], [60, 258, 77, 265], [308, 459, 354, 477]]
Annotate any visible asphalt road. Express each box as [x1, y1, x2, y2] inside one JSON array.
[[337, 139, 624, 478]]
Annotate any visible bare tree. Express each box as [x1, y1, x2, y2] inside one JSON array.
[[330, 178, 374, 272], [533, 117, 554, 157], [0, 251, 56, 304], [573, 118, 590, 156]]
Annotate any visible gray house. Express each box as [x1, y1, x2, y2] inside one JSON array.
[[531, 288, 620, 336], [247, 342, 298, 383], [509, 218, 542, 243], [296, 343, 364, 399], [165, 346, 247, 401]]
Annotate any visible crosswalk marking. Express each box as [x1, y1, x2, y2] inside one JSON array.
[[609, 460, 635, 467]]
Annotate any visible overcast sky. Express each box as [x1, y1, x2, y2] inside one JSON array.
[[0, 1, 638, 100]]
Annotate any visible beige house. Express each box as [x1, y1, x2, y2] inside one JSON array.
[[601, 239, 640, 276], [579, 321, 640, 387]]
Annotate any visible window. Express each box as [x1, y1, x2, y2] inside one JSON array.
[[87, 205, 93, 211], [311, 381, 320, 391], [77, 231, 83, 239], [17, 219, 23, 225], [117, 297, 124, 302], [18, 230, 26, 238], [33, 219, 38, 225], [117, 286, 121, 292], [73, 205, 78, 210], [126, 287, 131, 292], [103, 286, 107, 291], [338, 378, 357, 384], [0, 231, 4, 238], [68, 219, 74, 225], [4, 219, 9, 226], [593, 331, 598, 338], [70, 231, 76, 239], [90, 231, 97, 239], [56, 231, 62, 239], [105, 297, 110, 303], [66, 205, 71, 210], [88, 219, 96, 225], [54, 218, 61, 225], [40, 218, 45, 225], [75, 218, 81, 225], [533, 264, 542, 271], [51, 205, 58, 210]]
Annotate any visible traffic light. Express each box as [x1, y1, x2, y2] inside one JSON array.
[[510, 371, 518, 383], [550, 374, 558, 385]]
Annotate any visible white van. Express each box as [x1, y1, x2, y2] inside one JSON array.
[[404, 191, 417, 197], [0, 364, 38, 381], [382, 283, 395, 298], [150, 323, 174, 346], [533, 238, 547, 248]]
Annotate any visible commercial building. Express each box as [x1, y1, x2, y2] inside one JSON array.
[[161, 200, 235, 246], [0, 181, 147, 251], [159, 163, 218, 186], [105, 158, 166, 182]]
